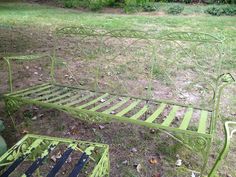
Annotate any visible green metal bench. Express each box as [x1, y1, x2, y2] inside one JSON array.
[[2, 26, 235, 176], [0, 134, 109, 177]]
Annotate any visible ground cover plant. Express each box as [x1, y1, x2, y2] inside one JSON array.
[[52, 0, 236, 14], [0, 1, 235, 177]]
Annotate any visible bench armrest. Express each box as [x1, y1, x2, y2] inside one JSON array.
[[209, 121, 236, 177], [211, 73, 235, 133], [2, 53, 52, 93]]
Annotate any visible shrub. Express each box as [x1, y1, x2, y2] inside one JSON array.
[[57, 0, 115, 10], [222, 6, 236, 16], [125, 0, 152, 6], [142, 3, 158, 12], [62, 0, 78, 8], [205, 6, 224, 16], [124, 4, 142, 13], [205, 6, 236, 16], [124, 0, 158, 13], [167, 4, 184, 14], [89, 1, 103, 11]]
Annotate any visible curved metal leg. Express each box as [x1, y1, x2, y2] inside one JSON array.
[[209, 121, 236, 177], [3, 58, 13, 92]]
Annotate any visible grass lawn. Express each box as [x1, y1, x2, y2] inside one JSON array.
[[0, 2, 235, 177], [0, 2, 235, 71]]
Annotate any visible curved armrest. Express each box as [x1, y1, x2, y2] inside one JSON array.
[[2, 53, 51, 93], [209, 121, 236, 177], [211, 73, 235, 133]]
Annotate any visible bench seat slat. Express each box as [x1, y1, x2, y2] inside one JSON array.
[[198, 110, 209, 134], [90, 96, 117, 111], [65, 93, 95, 106], [68, 153, 89, 177], [44, 90, 76, 103], [103, 97, 130, 114], [30, 87, 61, 98], [116, 100, 141, 117], [162, 105, 179, 126], [1, 139, 43, 177], [33, 87, 67, 101], [7, 83, 50, 96], [179, 108, 194, 130], [46, 147, 74, 177], [145, 103, 166, 123], [130, 105, 148, 120], [6, 84, 212, 135], [23, 142, 59, 176], [56, 92, 83, 105], [15, 84, 53, 97], [77, 93, 109, 109]]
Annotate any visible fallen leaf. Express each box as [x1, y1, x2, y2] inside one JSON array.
[[99, 125, 105, 130], [122, 160, 128, 165], [131, 147, 137, 153], [175, 159, 182, 167], [70, 126, 79, 135], [136, 163, 142, 173], [100, 98, 106, 103], [50, 155, 57, 163], [66, 156, 72, 163], [31, 116, 37, 120], [22, 129, 29, 134], [110, 111, 116, 114], [149, 157, 158, 164], [56, 152, 62, 159]]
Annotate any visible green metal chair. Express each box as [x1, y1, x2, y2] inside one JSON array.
[[0, 134, 110, 177], [1, 26, 235, 176]]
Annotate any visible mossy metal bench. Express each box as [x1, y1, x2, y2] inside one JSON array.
[[2, 26, 235, 176], [0, 134, 109, 177]]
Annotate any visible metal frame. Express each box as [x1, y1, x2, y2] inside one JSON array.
[[209, 121, 236, 177], [0, 134, 110, 177], [2, 26, 235, 176]]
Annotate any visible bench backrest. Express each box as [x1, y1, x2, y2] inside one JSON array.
[[54, 26, 228, 109]]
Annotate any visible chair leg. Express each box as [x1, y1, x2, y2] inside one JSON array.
[[208, 121, 236, 177]]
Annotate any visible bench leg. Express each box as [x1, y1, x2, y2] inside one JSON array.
[[163, 131, 212, 176], [4, 98, 23, 130], [208, 121, 236, 177], [200, 140, 212, 176]]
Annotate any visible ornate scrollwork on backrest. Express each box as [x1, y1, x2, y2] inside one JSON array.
[[156, 31, 224, 43], [53, 26, 225, 109], [148, 31, 224, 109], [55, 26, 107, 37], [54, 27, 154, 98]]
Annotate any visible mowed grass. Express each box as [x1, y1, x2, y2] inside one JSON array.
[[0, 2, 235, 71], [0, 2, 235, 36]]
